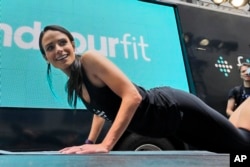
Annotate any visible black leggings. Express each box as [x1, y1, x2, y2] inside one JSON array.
[[171, 88, 250, 153]]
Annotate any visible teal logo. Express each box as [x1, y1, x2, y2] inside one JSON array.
[[215, 56, 233, 77]]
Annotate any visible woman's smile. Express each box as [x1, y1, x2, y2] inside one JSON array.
[[56, 53, 69, 61]]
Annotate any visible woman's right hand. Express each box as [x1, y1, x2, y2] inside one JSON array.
[[59, 143, 109, 154], [59, 145, 84, 154]]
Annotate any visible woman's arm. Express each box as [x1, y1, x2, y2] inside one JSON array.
[[87, 114, 105, 144], [80, 50, 142, 153], [59, 114, 105, 153]]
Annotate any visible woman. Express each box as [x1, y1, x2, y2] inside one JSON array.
[[39, 25, 250, 154]]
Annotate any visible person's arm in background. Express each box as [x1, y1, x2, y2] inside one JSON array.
[[226, 98, 236, 117], [86, 114, 105, 144]]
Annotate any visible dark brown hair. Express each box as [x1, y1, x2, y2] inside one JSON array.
[[38, 25, 82, 108]]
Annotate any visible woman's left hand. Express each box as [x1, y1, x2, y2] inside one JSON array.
[[59, 144, 109, 154]]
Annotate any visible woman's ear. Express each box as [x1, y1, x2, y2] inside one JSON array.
[[72, 41, 75, 49]]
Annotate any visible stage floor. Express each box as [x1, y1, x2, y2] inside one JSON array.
[[0, 150, 229, 167]]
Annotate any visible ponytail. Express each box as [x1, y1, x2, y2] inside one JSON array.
[[66, 55, 83, 108]]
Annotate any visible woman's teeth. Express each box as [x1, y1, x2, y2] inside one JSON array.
[[56, 54, 68, 61]]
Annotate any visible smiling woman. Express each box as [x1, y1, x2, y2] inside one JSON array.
[[36, 25, 250, 154], [3, 0, 250, 154], [0, 0, 186, 152]]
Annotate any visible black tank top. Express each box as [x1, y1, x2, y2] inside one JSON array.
[[81, 70, 122, 121], [81, 69, 180, 137]]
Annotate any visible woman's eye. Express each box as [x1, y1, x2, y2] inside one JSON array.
[[46, 45, 54, 51], [59, 40, 67, 46]]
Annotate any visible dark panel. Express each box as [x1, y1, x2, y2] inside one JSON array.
[[0, 108, 109, 151], [177, 5, 250, 115]]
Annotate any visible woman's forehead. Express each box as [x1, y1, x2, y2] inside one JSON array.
[[42, 30, 68, 44]]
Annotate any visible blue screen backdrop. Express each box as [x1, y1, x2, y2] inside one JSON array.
[[0, 0, 188, 109]]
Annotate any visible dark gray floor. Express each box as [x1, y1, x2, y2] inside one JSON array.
[[0, 151, 229, 167]]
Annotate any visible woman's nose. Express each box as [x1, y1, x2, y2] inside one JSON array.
[[55, 45, 63, 54]]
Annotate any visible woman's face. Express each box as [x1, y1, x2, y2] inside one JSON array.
[[41, 30, 75, 72]]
